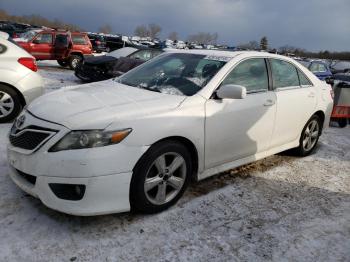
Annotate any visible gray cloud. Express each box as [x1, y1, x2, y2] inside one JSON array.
[[2, 0, 349, 51]]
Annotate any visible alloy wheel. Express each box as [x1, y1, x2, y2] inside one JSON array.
[[0, 91, 15, 118], [302, 119, 319, 151], [144, 152, 186, 205]]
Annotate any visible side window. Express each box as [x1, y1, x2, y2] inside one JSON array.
[[129, 50, 152, 61], [298, 69, 312, 86], [221, 58, 268, 93], [270, 59, 299, 88], [34, 33, 53, 44], [71, 35, 87, 45], [55, 34, 69, 46]]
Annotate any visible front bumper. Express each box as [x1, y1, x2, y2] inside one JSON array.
[[8, 165, 132, 216], [6, 111, 149, 215]]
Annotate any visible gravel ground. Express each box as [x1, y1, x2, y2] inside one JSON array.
[[0, 62, 349, 262]]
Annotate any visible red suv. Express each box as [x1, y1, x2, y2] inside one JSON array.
[[17, 29, 93, 69]]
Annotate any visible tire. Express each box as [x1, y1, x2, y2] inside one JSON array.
[[57, 59, 68, 67], [295, 115, 322, 156], [68, 55, 82, 70], [0, 85, 22, 123], [338, 118, 347, 128], [130, 141, 192, 213]]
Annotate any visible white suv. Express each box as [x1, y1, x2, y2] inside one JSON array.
[[0, 31, 43, 123]]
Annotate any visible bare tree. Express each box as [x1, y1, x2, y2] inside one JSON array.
[[260, 36, 268, 50], [99, 24, 113, 34], [134, 25, 149, 37], [148, 23, 161, 39], [168, 31, 178, 41]]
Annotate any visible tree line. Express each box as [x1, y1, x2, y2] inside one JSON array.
[[1, 9, 348, 60]]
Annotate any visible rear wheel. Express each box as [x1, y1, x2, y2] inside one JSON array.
[[295, 115, 321, 156], [0, 85, 22, 123], [338, 118, 348, 128], [130, 141, 192, 213], [68, 55, 82, 70], [57, 59, 68, 67]]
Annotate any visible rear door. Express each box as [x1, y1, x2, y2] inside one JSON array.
[[269, 58, 317, 148], [30, 32, 54, 59], [54, 33, 69, 59]]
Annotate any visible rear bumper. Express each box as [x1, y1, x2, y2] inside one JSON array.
[[16, 71, 44, 104], [8, 165, 133, 216]]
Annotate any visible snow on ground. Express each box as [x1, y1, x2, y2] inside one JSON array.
[[0, 64, 349, 261]]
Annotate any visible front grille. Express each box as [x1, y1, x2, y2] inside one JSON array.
[[16, 169, 36, 185], [9, 126, 57, 151]]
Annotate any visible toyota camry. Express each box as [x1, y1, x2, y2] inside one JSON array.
[[7, 50, 333, 215]]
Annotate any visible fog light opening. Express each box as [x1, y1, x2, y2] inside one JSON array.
[[49, 183, 86, 201]]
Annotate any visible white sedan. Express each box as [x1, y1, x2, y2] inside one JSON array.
[[0, 31, 44, 122], [7, 50, 333, 215]]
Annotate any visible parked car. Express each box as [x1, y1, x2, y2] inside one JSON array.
[[7, 50, 333, 215], [17, 29, 93, 69], [87, 33, 108, 53], [0, 32, 43, 123], [75, 46, 163, 82], [296, 59, 332, 80], [330, 61, 350, 74]]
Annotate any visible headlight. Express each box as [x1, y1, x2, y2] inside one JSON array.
[[49, 128, 132, 152]]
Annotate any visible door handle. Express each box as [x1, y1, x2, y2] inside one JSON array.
[[263, 99, 275, 106], [308, 92, 315, 98]]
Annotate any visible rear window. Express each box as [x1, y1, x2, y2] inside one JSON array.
[[72, 35, 87, 45]]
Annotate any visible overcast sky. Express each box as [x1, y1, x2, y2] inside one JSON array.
[[1, 0, 349, 51]]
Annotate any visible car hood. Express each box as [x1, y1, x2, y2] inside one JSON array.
[[27, 80, 186, 130], [84, 55, 117, 65]]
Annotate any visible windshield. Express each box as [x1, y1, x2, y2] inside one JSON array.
[[117, 53, 227, 96], [21, 30, 40, 41], [108, 47, 137, 58]]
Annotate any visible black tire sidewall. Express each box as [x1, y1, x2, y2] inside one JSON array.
[[130, 141, 192, 213], [297, 115, 321, 156], [0, 85, 22, 123], [57, 59, 68, 67]]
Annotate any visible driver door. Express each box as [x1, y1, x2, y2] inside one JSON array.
[[205, 58, 277, 168]]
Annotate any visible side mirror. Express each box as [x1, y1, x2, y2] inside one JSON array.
[[325, 76, 334, 86], [32, 39, 40, 44], [216, 84, 247, 99]]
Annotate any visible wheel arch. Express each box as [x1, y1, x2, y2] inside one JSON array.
[[0, 82, 26, 107], [313, 110, 325, 134], [136, 136, 199, 181]]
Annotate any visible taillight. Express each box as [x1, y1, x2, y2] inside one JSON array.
[[96, 40, 101, 45], [18, 57, 38, 72], [12, 32, 19, 38]]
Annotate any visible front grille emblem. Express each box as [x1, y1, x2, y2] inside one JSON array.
[[15, 115, 26, 130]]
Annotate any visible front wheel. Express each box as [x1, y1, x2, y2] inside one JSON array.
[[295, 115, 322, 156], [130, 141, 192, 213]]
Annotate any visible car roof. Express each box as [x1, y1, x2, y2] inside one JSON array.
[[163, 49, 293, 61]]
